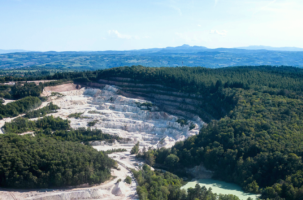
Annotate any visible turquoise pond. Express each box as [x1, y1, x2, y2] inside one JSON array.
[[181, 179, 260, 200]]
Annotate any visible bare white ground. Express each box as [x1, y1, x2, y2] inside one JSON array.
[[0, 85, 204, 200]]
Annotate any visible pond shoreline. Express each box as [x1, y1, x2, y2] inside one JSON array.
[[181, 178, 260, 200]]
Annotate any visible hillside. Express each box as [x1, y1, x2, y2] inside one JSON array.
[[1, 65, 303, 199], [76, 66, 303, 199]]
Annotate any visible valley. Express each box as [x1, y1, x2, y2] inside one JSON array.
[[2, 0, 303, 198]]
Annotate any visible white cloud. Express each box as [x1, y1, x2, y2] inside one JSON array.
[[108, 30, 150, 40], [210, 30, 227, 36], [197, 24, 201, 27], [108, 30, 132, 39]]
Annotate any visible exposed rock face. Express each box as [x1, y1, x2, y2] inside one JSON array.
[[91, 77, 214, 120], [87, 77, 214, 121], [75, 85, 204, 148]]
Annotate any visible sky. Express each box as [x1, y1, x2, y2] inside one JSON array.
[[0, 0, 303, 51]]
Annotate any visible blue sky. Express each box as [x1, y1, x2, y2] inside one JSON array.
[[0, 0, 302, 51]]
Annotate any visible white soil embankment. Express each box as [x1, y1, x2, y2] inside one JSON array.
[[2, 99, 16, 105], [26, 80, 56, 85], [41, 83, 82, 96]]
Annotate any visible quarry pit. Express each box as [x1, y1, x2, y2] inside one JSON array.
[[0, 82, 205, 200]]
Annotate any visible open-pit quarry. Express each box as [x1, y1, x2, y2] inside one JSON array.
[[0, 81, 205, 200]]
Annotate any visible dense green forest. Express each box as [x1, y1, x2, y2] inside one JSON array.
[[0, 115, 120, 189], [0, 84, 12, 99], [133, 164, 240, 200], [11, 82, 44, 99], [0, 134, 115, 188], [0, 82, 43, 99]]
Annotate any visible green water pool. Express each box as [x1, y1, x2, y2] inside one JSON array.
[[181, 179, 260, 200]]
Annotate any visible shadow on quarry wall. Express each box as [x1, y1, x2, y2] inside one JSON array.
[[80, 77, 233, 123]]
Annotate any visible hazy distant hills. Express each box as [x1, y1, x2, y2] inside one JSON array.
[[92, 44, 303, 54], [237, 45, 303, 52], [1, 44, 303, 71], [1, 44, 303, 54], [0, 49, 28, 54]]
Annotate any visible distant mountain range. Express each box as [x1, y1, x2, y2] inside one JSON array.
[[1, 44, 303, 70], [1, 44, 303, 55], [92, 44, 303, 54]]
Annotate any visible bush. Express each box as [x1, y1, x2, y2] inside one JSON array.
[[87, 120, 98, 126], [124, 176, 132, 184]]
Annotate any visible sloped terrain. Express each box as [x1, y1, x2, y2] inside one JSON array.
[[0, 83, 204, 200]]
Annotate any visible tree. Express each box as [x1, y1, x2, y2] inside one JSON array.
[[165, 154, 179, 168], [131, 142, 140, 154], [146, 152, 155, 166]]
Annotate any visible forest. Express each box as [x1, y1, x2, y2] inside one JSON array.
[[0, 82, 44, 100], [0, 114, 121, 189], [133, 164, 241, 200], [2, 65, 303, 198], [92, 66, 303, 199], [0, 134, 115, 188], [11, 82, 44, 99]]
